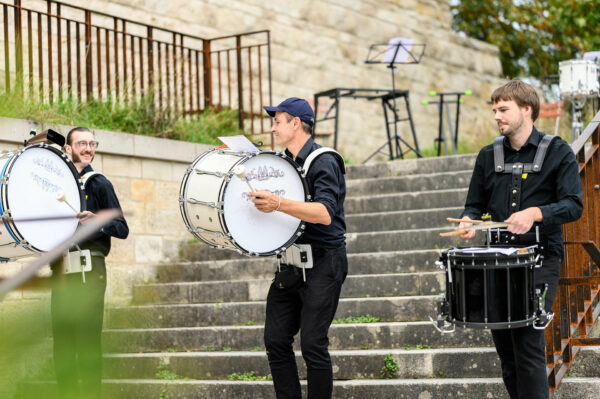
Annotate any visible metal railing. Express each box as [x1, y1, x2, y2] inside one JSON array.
[[1, 0, 272, 141], [547, 110, 600, 395]]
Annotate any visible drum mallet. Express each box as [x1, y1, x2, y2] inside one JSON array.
[[55, 191, 79, 214], [233, 165, 255, 192]]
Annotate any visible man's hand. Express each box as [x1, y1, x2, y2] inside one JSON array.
[[505, 207, 543, 234], [77, 210, 97, 224], [248, 190, 279, 213], [458, 216, 476, 240]]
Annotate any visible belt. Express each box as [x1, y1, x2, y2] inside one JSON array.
[[70, 250, 105, 258]]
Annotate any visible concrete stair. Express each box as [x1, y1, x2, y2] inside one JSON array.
[[61, 153, 596, 397]]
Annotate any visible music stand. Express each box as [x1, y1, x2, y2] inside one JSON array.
[[363, 38, 425, 160]]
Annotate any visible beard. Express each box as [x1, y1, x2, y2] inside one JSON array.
[[72, 151, 94, 164], [498, 113, 525, 137]]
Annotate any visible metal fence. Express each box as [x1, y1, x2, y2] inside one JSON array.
[[547, 110, 600, 395], [1, 0, 272, 140]]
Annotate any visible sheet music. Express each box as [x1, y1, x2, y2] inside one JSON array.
[[382, 37, 413, 63], [218, 135, 260, 153]]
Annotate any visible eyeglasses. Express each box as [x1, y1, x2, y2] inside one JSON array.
[[72, 140, 99, 149]]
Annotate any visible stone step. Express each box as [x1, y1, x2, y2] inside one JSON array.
[[345, 154, 476, 180], [346, 171, 471, 197], [18, 377, 600, 399], [345, 188, 467, 214], [131, 272, 444, 305], [346, 206, 463, 232], [346, 227, 469, 254], [102, 348, 501, 380], [103, 321, 492, 353], [106, 295, 438, 329], [155, 249, 441, 283], [564, 346, 600, 377]]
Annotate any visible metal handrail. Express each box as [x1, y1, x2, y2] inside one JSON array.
[[547, 110, 600, 396], [0, 0, 272, 143]]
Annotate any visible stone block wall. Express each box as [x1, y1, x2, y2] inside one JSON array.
[[4, 0, 506, 162]]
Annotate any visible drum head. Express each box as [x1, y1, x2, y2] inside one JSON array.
[[5, 146, 83, 251], [222, 153, 306, 254]]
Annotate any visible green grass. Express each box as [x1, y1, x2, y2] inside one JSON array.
[[332, 314, 381, 324], [0, 89, 244, 145], [380, 353, 399, 379], [155, 361, 188, 380]]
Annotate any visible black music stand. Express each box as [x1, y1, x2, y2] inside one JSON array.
[[313, 39, 425, 162], [363, 38, 425, 161]]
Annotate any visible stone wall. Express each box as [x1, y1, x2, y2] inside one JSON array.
[[9, 0, 505, 162], [0, 117, 210, 306]]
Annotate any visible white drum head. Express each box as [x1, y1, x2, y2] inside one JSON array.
[[222, 153, 305, 254], [5, 147, 82, 251]]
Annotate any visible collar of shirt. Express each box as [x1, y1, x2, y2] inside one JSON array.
[[285, 137, 318, 166], [502, 126, 542, 152], [80, 164, 94, 177]]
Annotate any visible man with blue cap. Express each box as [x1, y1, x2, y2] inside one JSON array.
[[249, 97, 347, 399]]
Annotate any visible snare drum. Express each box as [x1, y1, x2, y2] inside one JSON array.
[[179, 149, 308, 256], [439, 246, 538, 329], [559, 59, 599, 99], [0, 144, 85, 261]]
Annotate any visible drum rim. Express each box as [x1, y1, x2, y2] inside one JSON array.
[[0, 144, 86, 255], [452, 317, 537, 330]]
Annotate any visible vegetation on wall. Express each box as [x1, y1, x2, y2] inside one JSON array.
[[451, 0, 600, 80], [0, 90, 244, 145]]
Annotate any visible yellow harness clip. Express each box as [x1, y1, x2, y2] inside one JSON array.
[[522, 173, 528, 179]]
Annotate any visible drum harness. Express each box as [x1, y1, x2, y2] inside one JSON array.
[[431, 135, 557, 333], [63, 171, 105, 282], [276, 147, 345, 286]]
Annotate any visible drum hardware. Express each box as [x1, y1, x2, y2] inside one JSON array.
[[181, 197, 224, 211], [533, 283, 554, 330]]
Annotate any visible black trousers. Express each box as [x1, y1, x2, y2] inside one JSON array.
[[264, 246, 348, 399], [491, 257, 561, 399], [51, 256, 106, 399]]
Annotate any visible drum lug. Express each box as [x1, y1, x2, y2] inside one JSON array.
[[434, 260, 444, 270], [429, 295, 455, 334]]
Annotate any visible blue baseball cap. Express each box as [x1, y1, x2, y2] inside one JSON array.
[[264, 97, 314, 127]]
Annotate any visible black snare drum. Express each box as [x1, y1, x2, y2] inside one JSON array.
[[439, 245, 538, 329]]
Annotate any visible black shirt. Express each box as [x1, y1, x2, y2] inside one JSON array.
[[461, 127, 583, 258], [286, 138, 346, 248], [78, 165, 129, 256]]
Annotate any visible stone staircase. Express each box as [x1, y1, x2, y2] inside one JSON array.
[[23, 154, 600, 398]]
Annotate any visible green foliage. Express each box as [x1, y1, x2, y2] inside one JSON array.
[[0, 91, 243, 144], [155, 361, 185, 380], [332, 314, 381, 324], [451, 0, 600, 79], [203, 346, 217, 352], [165, 348, 178, 353], [222, 347, 232, 352], [250, 346, 263, 352], [227, 371, 273, 381], [380, 354, 400, 379]]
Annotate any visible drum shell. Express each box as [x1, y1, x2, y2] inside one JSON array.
[[441, 246, 537, 329], [559, 60, 599, 99], [0, 145, 85, 260]]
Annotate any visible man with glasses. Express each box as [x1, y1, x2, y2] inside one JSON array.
[[51, 127, 129, 399]]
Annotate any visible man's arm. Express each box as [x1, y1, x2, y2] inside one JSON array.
[[78, 177, 129, 239], [250, 192, 331, 225], [249, 154, 343, 226]]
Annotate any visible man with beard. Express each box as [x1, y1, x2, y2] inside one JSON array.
[[51, 127, 129, 399], [458, 80, 582, 398]]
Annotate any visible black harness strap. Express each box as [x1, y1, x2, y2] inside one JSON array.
[[493, 134, 556, 215]]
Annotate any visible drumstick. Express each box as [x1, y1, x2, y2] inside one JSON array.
[[232, 165, 255, 192], [439, 222, 513, 237], [446, 217, 484, 224], [55, 191, 79, 214]]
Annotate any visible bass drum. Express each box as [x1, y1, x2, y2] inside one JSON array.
[[0, 144, 85, 261], [179, 149, 308, 256]]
